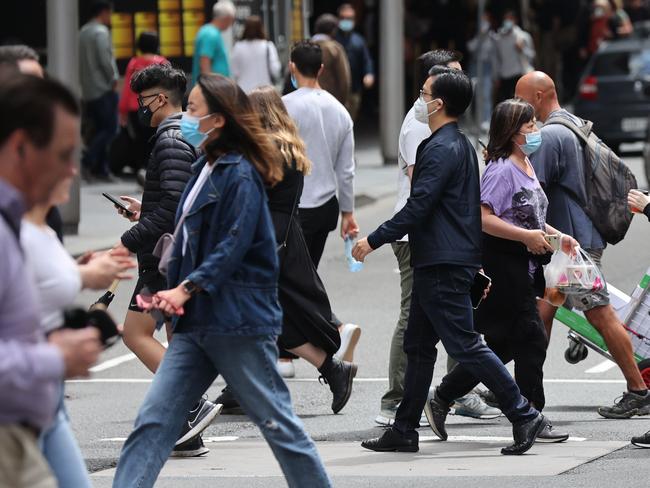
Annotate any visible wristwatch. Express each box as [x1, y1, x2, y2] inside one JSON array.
[[181, 280, 199, 296]]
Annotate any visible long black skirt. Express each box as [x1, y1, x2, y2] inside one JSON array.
[[272, 211, 341, 356]]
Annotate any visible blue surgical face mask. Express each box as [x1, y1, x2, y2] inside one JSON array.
[[339, 19, 355, 32], [502, 19, 514, 31], [517, 130, 542, 156], [180, 113, 215, 148], [290, 74, 298, 90]]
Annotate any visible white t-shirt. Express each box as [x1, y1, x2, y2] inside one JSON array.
[[21, 220, 82, 333], [182, 161, 216, 255], [395, 105, 432, 242], [231, 39, 281, 93]]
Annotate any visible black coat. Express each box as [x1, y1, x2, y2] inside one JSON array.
[[367, 122, 482, 269], [121, 113, 196, 271]]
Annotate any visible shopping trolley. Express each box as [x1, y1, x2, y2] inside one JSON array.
[[554, 267, 650, 388]]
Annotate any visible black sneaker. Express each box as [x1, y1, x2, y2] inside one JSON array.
[[597, 391, 650, 419], [170, 434, 209, 457], [214, 385, 245, 415], [423, 390, 451, 441], [318, 357, 358, 414], [535, 421, 569, 443], [631, 430, 650, 448], [175, 399, 222, 446]]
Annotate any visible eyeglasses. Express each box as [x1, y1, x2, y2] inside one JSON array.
[[137, 93, 166, 108], [419, 89, 434, 98]]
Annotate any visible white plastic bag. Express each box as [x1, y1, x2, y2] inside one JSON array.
[[544, 248, 605, 295]]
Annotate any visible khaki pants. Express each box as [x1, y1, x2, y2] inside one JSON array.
[[0, 425, 56, 488], [346, 92, 362, 122]]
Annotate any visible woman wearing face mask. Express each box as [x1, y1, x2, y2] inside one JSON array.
[[113, 74, 332, 488], [433, 99, 577, 443]]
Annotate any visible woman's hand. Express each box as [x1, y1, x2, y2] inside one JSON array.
[[560, 234, 579, 256], [152, 285, 190, 317], [79, 250, 136, 290], [628, 189, 650, 214], [118, 196, 141, 222], [521, 229, 554, 255]]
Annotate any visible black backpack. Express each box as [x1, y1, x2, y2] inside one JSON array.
[[544, 116, 637, 245]]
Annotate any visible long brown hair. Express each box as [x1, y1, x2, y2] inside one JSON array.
[[196, 74, 283, 186], [241, 15, 267, 40], [248, 86, 311, 175], [486, 98, 535, 164]]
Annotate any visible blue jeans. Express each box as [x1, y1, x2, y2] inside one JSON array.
[[113, 332, 331, 488], [393, 265, 538, 436], [40, 388, 92, 488], [82, 90, 118, 175]]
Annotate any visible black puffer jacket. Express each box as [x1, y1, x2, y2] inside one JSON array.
[[121, 113, 196, 271]]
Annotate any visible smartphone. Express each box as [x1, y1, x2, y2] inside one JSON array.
[[470, 271, 491, 309], [544, 233, 561, 251], [102, 192, 134, 217]]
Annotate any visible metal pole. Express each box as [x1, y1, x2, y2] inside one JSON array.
[[47, 0, 80, 235], [475, 0, 486, 137], [379, 0, 404, 165]]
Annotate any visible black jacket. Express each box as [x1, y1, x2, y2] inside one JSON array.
[[121, 113, 196, 271], [368, 122, 482, 268]]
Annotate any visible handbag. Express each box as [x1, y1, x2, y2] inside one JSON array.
[[276, 177, 302, 252]]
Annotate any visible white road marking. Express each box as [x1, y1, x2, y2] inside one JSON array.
[[67, 377, 627, 385], [585, 360, 617, 374], [89, 342, 168, 372], [421, 435, 587, 442], [99, 436, 239, 443]]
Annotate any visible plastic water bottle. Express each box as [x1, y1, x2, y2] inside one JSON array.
[[344, 237, 364, 272]]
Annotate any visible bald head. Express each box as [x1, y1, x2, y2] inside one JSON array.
[[515, 71, 560, 123]]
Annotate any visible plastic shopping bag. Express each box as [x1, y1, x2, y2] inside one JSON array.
[[544, 247, 605, 295], [344, 237, 364, 272]]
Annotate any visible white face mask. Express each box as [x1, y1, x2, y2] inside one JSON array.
[[413, 96, 440, 124]]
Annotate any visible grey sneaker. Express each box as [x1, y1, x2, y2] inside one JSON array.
[[535, 421, 569, 443], [597, 391, 650, 419], [175, 399, 223, 446], [375, 411, 428, 427], [423, 391, 450, 441], [451, 392, 502, 419], [476, 388, 499, 408]]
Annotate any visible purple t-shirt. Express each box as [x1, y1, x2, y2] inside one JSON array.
[[481, 157, 549, 273]]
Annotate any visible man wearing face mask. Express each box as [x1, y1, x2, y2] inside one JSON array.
[[354, 69, 547, 456], [374, 49, 501, 429], [335, 3, 375, 121], [493, 10, 535, 104], [113, 64, 222, 457]]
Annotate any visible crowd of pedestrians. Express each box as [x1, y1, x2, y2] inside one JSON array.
[[3, 1, 650, 487]]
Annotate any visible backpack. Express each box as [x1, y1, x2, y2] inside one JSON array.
[[544, 116, 637, 245]]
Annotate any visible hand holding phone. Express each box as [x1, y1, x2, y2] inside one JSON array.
[[470, 271, 491, 309], [102, 192, 136, 219], [544, 233, 561, 251]]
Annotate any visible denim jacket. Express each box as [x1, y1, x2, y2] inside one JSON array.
[[167, 152, 282, 336]]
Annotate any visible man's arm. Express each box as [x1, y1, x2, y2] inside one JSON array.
[[360, 36, 375, 88], [200, 56, 212, 75], [367, 144, 452, 249], [94, 29, 118, 86]]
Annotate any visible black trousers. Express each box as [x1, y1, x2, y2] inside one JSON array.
[[393, 265, 538, 436], [437, 278, 548, 410], [298, 196, 339, 269]]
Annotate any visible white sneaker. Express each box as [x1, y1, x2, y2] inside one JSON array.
[[334, 323, 361, 363], [277, 360, 295, 378], [375, 413, 395, 426]]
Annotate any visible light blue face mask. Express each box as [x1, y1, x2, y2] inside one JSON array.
[[180, 113, 214, 148], [339, 19, 354, 32], [518, 130, 542, 156], [290, 74, 298, 90]]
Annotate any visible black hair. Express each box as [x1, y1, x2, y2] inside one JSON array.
[[429, 70, 473, 118], [0, 45, 39, 66], [428, 65, 454, 78], [0, 69, 80, 149], [130, 63, 187, 106], [90, 1, 112, 18], [290, 41, 322, 78], [314, 14, 339, 36], [136, 31, 159, 55], [416, 49, 463, 88]]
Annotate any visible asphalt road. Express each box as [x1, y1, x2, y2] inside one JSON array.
[[66, 152, 650, 487]]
